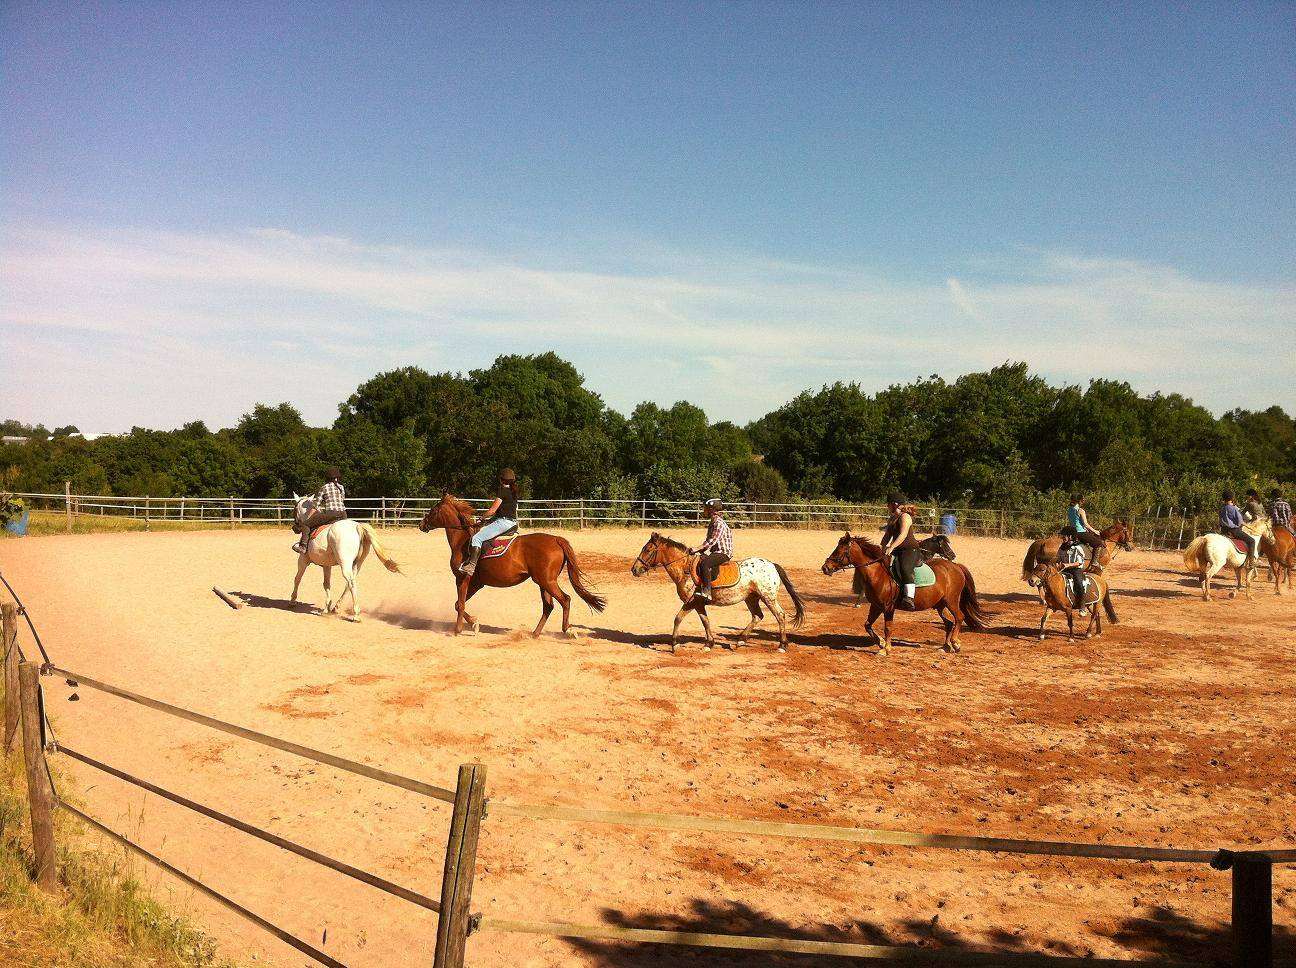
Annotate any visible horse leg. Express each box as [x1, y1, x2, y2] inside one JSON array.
[[533, 588, 554, 637], [454, 577, 470, 634], [322, 565, 334, 613], [670, 604, 692, 654], [340, 559, 360, 622], [940, 598, 962, 653], [880, 608, 893, 656], [1065, 607, 1074, 642], [553, 582, 574, 637], [696, 604, 716, 650], [762, 594, 788, 653], [290, 556, 309, 603], [1038, 607, 1051, 641], [736, 593, 762, 645]]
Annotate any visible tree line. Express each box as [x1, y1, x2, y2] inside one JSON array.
[[3, 354, 1293, 517]]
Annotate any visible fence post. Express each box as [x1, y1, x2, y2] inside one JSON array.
[[3, 603, 18, 754], [144, 495, 151, 531], [434, 763, 487, 968], [1230, 851, 1273, 968], [381, 496, 387, 527], [578, 498, 585, 531], [229, 496, 235, 530], [64, 480, 72, 533], [18, 662, 57, 892]]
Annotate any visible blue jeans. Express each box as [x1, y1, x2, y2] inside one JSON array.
[[471, 518, 517, 548]]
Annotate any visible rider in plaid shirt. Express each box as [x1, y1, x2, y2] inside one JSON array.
[[293, 467, 348, 554], [690, 498, 733, 600], [1271, 488, 1293, 532]]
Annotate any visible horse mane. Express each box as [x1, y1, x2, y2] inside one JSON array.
[[653, 533, 692, 554], [851, 535, 886, 556]]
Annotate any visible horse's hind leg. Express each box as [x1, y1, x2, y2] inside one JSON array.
[[322, 565, 334, 613], [549, 579, 574, 637], [533, 587, 555, 637], [736, 593, 763, 646], [762, 594, 788, 653], [339, 561, 360, 621], [940, 599, 962, 653]]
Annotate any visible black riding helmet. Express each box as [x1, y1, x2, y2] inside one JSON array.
[[886, 492, 905, 506], [499, 468, 517, 483], [702, 498, 724, 513], [1271, 488, 1283, 500], [1223, 489, 1235, 501], [325, 466, 342, 482]]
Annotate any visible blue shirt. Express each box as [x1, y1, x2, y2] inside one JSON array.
[[1219, 504, 1244, 530], [1067, 505, 1086, 533]]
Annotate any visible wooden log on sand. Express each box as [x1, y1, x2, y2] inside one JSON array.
[[212, 587, 242, 610]]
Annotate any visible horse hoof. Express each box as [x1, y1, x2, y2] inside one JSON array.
[[777, 646, 787, 653], [565, 629, 579, 639], [471, 621, 480, 635]]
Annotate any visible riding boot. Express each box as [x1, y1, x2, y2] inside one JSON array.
[[897, 583, 917, 610], [460, 546, 482, 576], [293, 538, 307, 555], [696, 581, 712, 601]]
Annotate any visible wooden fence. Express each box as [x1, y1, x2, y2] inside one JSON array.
[[11, 488, 1219, 551], [1, 593, 1289, 967]]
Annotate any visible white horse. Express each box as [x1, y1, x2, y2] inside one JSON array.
[[290, 494, 401, 621], [1182, 517, 1273, 601]]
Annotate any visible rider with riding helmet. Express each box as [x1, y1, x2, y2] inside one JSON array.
[[689, 498, 733, 601], [880, 493, 922, 610], [293, 466, 347, 554], [1057, 527, 1090, 611], [461, 468, 520, 576]]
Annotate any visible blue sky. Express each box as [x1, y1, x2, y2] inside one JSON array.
[[2, 1, 1293, 431]]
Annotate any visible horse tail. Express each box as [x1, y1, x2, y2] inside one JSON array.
[[1020, 541, 1039, 584], [559, 538, 607, 613], [359, 524, 402, 573], [957, 564, 988, 631], [773, 562, 806, 629], [1102, 587, 1119, 624], [1183, 536, 1207, 573]]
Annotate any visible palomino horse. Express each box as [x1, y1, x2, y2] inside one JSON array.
[[1183, 518, 1274, 601], [630, 533, 805, 653], [419, 493, 605, 636], [1030, 562, 1118, 641], [1021, 521, 1134, 585], [1260, 526, 1295, 595], [852, 532, 955, 608], [822, 533, 987, 655], [290, 494, 401, 621]]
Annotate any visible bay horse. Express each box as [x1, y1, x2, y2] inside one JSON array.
[[630, 533, 805, 653], [822, 533, 986, 655], [1021, 521, 1134, 585], [290, 493, 401, 621], [1260, 526, 1295, 595], [852, 532, 955, 607], [418, 493, 605, 636], [1182, 518, 1273, 601], [1030, 562, 1118, 641]]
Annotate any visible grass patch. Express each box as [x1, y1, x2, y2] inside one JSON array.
[[0, 694, 235, 966], [8, 511, 282, 537]]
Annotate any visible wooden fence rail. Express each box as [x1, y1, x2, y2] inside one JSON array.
[[0, 595, 1286, 967]]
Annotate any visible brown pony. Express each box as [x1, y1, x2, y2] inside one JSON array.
[[1260, 526, 1296, 594], [822, 533, 987, 655], [1021, 521, 1134, 585], [1031, 562, 1118, 641], [419, 493, 606, 636]]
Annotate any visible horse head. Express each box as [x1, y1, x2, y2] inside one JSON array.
[[821, 532, 856, 575], [929, 533, 956, 560], [419, 492, 477, 533], [630, 533, 662, 576], [292, 492, 316, 527], [1113, 520, 1135, 551]]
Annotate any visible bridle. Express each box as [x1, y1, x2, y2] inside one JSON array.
[[635, 539, 694, 584]]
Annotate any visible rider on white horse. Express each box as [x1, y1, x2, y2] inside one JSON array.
[[293, 467, 348, 555], [689, 498, 733, 601], [1219, 490, 1258, 570]]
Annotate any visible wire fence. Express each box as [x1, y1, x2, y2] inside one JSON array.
[[9, 490, 1221, 550], [0, 575, 1290, 967]]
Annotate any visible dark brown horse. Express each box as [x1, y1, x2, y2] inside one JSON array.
[[1021, 521, 1134, 584], [822, 533, 987, 655], [852, 532, 955, 607], [419, 493, 606, 636]]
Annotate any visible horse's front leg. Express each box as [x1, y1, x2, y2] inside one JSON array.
[[670, 604, 692, 654], [696, 604, 716, 650], [453, 577, 470, 634], [1038, 607, 1052, 641], [291, 556, 309, 603], [880, 608, 893, 656], [1065, 607, 1075, 641], [864, 602, 883, 649]]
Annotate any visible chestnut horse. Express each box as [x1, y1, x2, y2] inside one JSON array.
[[1021, 521, 1134, 585], [1260, 526, 1295, 595], [419, 493, 606, 636], [822, 533, 987, 655], [1031, 562, 1118, 641]]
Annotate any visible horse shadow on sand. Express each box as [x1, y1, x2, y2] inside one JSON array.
[[562, 898, 1293, 966], [228, 590, 318, 614]]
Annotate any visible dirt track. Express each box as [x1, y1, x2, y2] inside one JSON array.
[[2, 526, 1294, 966]]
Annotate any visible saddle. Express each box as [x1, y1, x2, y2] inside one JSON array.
[[692, 559, 741, 589], [890, 556, 937, 588], [1229, 536, 1250, 555], [481, 525, 520, 559], [1064, 574, 1100, 607]]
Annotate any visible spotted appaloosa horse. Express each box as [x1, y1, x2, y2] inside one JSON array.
[[630, 533, 805, 653]]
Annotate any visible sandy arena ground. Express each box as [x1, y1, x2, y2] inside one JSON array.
[[2, 526, 1294, 966]]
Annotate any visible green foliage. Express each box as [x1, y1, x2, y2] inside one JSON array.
[[1, 357, 1292, 512]]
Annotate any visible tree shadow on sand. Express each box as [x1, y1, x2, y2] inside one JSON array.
[[561, 898, 1295, 966]]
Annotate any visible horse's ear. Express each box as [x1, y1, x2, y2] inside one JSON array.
[[291, 491, 300, 501], [441, 490, 451, 500]]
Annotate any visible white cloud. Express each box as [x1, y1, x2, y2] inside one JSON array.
[[1, 223, 1293, 429]]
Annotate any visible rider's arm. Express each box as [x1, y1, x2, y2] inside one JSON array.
[[890, 513, 913, 550], [480, 497, 502, 521], [691, 522, 717, 555], [1077, 507, 1091, 530]]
